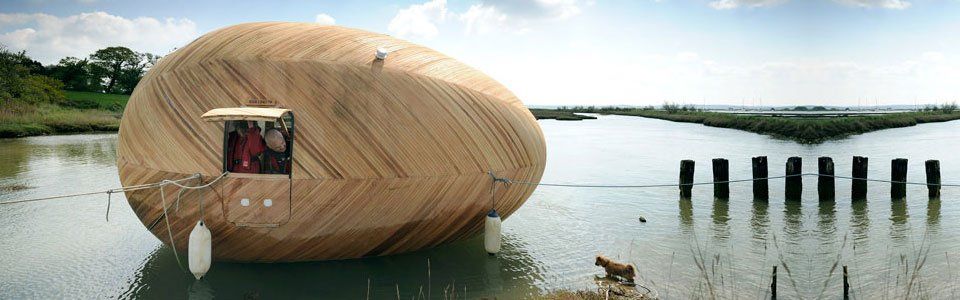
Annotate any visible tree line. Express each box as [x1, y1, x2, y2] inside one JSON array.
[[1, 44, 158, 108]]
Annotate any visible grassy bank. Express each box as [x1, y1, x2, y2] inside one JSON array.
[[0, 91, 127, 138], [532, 107, 960, 143], [62, 90, 129, 111], [530, 109, 597, 121]]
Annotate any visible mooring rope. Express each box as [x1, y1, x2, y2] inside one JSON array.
[[4, 171, 956, 207], [0, 171, 228, 275], [157, 183, 184, 271], [0, 174, 202, 205], [492, 172, 960, 188]]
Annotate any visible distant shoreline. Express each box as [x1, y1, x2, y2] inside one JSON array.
[[0, 91, 124, 138], [529, 106, 960, 143], [528, 109, 597, 121]]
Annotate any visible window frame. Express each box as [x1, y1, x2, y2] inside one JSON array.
[[207, 108, 294, 179]]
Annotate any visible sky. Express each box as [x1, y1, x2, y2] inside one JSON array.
[[1, 0, 959, 106]]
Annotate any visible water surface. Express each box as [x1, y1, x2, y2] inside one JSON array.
[[1, 115, 959, 299]]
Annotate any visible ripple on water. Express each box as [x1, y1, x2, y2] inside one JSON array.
[[3, 121, 960, 298]]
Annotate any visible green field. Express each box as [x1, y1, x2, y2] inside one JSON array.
[[62, 90, 130, 111], [0, 91, 129, 138]]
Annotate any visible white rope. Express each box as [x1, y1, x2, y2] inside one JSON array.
[[152, 172, 228, 273], [157, 183, 184, 271], [0, 174, 201, 205], [162, 171, 229, 190], [1, 170, 955, 206], [499, 173, 960, 188], [105, 191, 112, 222]]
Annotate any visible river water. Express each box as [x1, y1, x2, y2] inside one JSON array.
[[1, 115, 958, 299]]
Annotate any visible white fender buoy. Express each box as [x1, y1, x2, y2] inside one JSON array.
[[188, 220, 212, 280], [484, 209, 502, 255]]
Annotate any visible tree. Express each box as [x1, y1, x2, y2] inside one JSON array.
[[0, 46, 30, 101], [0, 45, 65, 104], [89, 46, 142, 94], [114, 52, 159, 94], [49, 57, 100, 92]]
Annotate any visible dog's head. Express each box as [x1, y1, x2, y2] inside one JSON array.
[[595, 255, 607, 267]]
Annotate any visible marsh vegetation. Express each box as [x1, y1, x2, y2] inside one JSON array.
[[530, 103, 960, 143]]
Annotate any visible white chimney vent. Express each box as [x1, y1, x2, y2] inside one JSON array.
[[375, 47, 389, 60]]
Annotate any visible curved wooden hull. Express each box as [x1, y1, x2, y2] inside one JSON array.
[[117, 22, 545, 261]]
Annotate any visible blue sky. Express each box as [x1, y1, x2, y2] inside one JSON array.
[[2, 0, 959, 105]]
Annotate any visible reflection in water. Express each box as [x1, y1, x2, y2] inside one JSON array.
[[0, 139, 30, 178], [125, 236, 542, 299], [679, 198, 693, 232], [890, 199, 909, 241], [817, 201, 837, 244], [783, 201, 802, 240], [188, 280, 215, 300], [6, 118, 960, 298], [927, 198, 941, 234], [850, 199, 869, 249], [0, 135, 117, 180], [751, 201, 769, 241], [711, 198, 730, 241]]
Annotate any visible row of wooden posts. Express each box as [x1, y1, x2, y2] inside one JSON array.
[[679, 156, 942, 200]]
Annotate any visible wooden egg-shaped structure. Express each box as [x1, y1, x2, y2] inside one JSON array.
[[116, 22, 546, 262]]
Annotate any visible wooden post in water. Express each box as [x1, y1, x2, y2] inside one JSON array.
[[818, 157, 835, 201], [843, 265, 850, 300], [926, 160, 941, 198], [891, 158, 908, 199], [785, 157, 802, 201], [713, 158, 729, 199], [852, 156, 868, 201], [680, 160, 695, 198], [771, 265, 778, 299], [753, 156, 769, 200]]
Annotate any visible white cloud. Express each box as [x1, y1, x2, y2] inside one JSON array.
[[483, 48, 960, 105], [389, 0, 586, 38], [387, 0, 449, 39], [459, 4, 510, 35], [482, 0, 582, 20], [709, 0, 785, 9], [708, 0, 912, 9], [0, 12, 198, 64], [460, 0, 583, 34], [675, 51, 700, 62], [315, 13, 336, 25], [832, 0, 911, 9]]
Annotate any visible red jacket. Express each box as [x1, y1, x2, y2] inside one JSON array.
[[227, 128, 265, 173]]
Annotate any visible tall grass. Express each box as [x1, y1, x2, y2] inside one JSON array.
[[0, 100, 120, 137]]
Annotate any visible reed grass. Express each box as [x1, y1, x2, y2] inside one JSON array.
[[0, 99, 121, 138]]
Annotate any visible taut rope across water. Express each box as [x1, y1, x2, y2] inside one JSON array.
[[2, 172, 958, 206], [491, 173, 960, 189]]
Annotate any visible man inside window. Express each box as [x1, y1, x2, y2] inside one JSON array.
[[261, 127, 291, 174]]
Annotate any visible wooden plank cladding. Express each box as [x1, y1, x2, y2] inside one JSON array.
[[116, 22, 546, 262]]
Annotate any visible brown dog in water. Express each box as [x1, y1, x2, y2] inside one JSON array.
[[595, 255, 636, 283]]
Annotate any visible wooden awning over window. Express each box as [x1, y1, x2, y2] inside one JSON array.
[[201, 107, 290, 122]]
